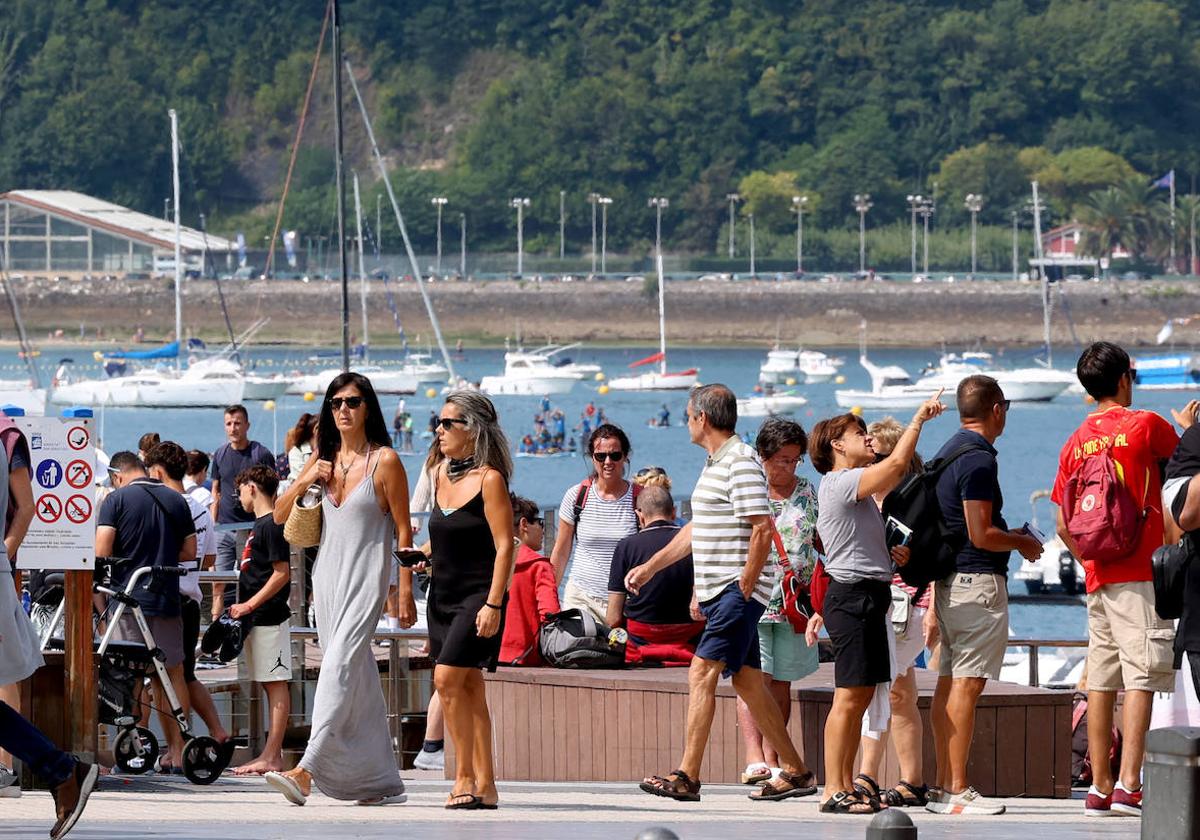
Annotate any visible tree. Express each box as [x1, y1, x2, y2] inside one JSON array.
[[934, 142, 1028, 223]]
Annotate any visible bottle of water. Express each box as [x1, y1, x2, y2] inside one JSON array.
[[300, 483, 322, 509], [21, 589, 31, 616]]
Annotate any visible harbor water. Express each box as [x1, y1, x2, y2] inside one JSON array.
[[20, 343, 1184, 642]]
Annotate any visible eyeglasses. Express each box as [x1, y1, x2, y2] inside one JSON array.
[[436, 417, 469, 430], [636, 466, 666, 479], [329, 396, 364, 410], [1128, 368, 1139, 380], [592, 451, 625, 462], [995, 399, 1011, 411]]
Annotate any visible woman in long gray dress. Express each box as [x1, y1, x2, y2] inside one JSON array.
[[266, 372, 416, 806]]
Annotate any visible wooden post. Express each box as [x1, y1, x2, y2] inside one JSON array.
[[63, 569, 96, 761]]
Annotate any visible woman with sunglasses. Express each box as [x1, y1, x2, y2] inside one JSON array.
[[549, 424, 639, 623], [427, 391, 514, 809], [266, 373, 414, 807]]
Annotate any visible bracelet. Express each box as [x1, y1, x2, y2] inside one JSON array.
[[485, 602, 503, 611]]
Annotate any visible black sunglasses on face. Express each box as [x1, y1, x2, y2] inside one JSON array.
[[329, 396, 364, 410], [437, 417, 469, 430], [636, 466, 665, 479], [592, 451, 625, 462], [996, 399, 1011, 411]]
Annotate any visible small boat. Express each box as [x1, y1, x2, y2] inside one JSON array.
[[187, 357, 290, 401], [759, 348, 840, 385], [915, 352, 1074, 402], [1133, 352, 1200, 391], [287, 365, 419, 396], [49, 362, 244, 408], [479, 351, 583, 396], [1012, 490, 1084, 596], [737, 392, 808, 417], [532, 343, 603, 379], [834, 354, 926, 410], [607, 253, 698, 391]]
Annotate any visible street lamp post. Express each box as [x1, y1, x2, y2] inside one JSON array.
[[599, 196, 613, 275], [918, 198, 935, 275], [1011, 210, 1019, 281], [964, 193, 983, 280], [791, 195, 808, 274], [431, 196, 448, 276], [460, 212, 467, 279], [853, 193, 873, 274], [559, 190, 566, 261], [906, 194, 923, 276], [749, 213, 756, 277], [648, 197, 669, 258], [587, 192, 600, 275], [725, 193, 741, 258], [510, 197, 530, 277]]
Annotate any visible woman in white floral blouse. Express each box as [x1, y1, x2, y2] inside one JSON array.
[[736, 417, 821, 784]]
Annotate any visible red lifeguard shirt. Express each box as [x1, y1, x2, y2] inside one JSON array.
[[1051, 405, 1179, 592]]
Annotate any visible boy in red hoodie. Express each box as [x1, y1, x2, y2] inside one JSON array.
[[499, 495, 561, 665]]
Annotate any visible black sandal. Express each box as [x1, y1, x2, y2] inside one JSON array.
[[446, 792, 482, 810], [820, 790, 880, 814], [883, 780, 929, 807], [748, 769, 818, 801], [853, 773, 883, 805], [639, 769, 701, 802]]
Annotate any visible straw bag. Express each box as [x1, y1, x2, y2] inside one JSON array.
[[284, 484, 323, 548]]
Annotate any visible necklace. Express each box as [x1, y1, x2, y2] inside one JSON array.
[[338, 444, 369, 484]]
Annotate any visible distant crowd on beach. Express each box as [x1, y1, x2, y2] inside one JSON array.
[[4, 339, 1200, 832]]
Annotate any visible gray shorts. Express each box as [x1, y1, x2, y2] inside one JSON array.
[[112, 611, 185, 668]]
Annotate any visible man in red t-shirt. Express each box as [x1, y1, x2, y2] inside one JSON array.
[[1051, 341, 1180, 818]]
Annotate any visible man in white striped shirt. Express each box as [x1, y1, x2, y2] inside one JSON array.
[[626, 384, 816, 803]]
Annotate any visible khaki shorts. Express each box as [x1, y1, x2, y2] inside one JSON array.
[[1086, 580, 1175, 693], [935, 572, 1008, 680], [244, 619, 292, 683], [112, 612, 185, 669], [563, 581, 609, 625]]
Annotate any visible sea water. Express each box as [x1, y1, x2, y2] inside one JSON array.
[[22, 343, 1186, 640]]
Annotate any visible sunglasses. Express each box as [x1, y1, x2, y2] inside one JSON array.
[[329, 396, 364, 410], [592, 451, 625, 462], [636, 466, 666, 479], [995, 399, 1011, 411], [528, 517, 545, 527], [436, 417, 469, 430]]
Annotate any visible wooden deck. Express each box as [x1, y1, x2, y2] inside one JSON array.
[[462, 663, 1074, 798]]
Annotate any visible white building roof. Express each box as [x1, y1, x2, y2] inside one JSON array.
[[0, 190, 236, 253]]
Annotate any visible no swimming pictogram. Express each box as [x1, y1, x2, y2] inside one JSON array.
[[36, 494, 62, 523]]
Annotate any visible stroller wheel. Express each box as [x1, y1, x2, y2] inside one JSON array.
[[182, 736, 222, 785], [113, 727, 159, 775]]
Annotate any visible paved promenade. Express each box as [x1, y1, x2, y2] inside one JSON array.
[[0, 773, 1142, 839]]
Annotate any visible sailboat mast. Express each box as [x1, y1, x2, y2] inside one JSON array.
[[1031, 179, 1050, 366], [331, 0, 351, 372], [656, 254, 667, 377], [169, 108, 183, 369], [344, 59, 457, 384], [353, 173, 369, 363]]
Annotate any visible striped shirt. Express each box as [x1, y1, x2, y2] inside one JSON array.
[[558, 481, 639, 599], [690, 435, 773, 604]]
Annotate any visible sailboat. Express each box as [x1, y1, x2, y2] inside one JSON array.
[[607, 255, 698, 391]]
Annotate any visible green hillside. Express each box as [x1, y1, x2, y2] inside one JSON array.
[[2, 0, 1197, 263]]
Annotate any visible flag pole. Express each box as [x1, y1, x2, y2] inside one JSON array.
[[1170, 169, 1177, 272]]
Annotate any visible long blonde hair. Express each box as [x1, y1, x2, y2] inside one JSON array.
[[867, 416, 924, 475], [443, 391, 513, 481]]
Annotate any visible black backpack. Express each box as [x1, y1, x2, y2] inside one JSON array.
[[539, 608, 625, 669], [881, 443, 984, 591], [1152, 535, 1194, 620]]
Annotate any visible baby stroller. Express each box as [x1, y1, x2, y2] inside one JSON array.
[[38, 557, 225, 785]]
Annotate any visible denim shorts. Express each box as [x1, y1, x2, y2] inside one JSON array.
[[694, 582, 766, 677]]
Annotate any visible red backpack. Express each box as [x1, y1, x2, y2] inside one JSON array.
[[1062, 415, 1145, 563]]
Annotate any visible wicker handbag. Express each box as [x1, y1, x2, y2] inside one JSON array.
[[283, 484, 323, 548]]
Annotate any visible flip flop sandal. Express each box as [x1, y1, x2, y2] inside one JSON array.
[[638, 769, 701, 802], [740, 763, 772, 785], [883, 780, 929, 807], [820, 790, 880, 815], [264, 771, 308, 806], [445, 793, 482, 810], [749, 770, 818, 801]]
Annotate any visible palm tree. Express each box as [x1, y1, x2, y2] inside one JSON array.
[[1077, 177, 1171, 266], [1077, 187, 1131, 261]]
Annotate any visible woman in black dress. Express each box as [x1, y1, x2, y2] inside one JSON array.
[[427, 391, 514, 810]]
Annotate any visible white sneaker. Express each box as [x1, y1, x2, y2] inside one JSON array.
[[925, 786, 1006, 815], [0, 765, 20, 798], [413, 747, 444, 771]]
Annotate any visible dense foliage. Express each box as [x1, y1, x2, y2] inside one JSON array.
[[2, 0, 1197, 266]]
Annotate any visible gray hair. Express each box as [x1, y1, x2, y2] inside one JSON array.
[[689, 383, 737, 432], [443, 391, 513, 481], [636, 484, 675, 519]]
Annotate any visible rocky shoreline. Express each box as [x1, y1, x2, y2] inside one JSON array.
[[9, 275, 1198, 350]]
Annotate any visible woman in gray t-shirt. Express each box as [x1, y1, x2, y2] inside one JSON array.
[[808, 393, 944, 815]]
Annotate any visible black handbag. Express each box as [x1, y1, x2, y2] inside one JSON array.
[[1152, 535, 1194, 620]]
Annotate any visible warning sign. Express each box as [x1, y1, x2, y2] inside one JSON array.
[[64, 494, 92, 524], [65, 460, 92, 489], [15, 416, 96, 570], [36, 494, 62, 523]]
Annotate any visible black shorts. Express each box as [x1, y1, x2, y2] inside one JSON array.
[[182, 598, 201, 684], [823, 578, 892, 688]]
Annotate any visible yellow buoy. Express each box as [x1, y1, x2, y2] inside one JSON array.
[[426, 387, 438, 398], [835, 375, 846, 384], [92, 351, 104, 362], [594, 372, 606, 381], [303, 392, 316, 402], [850, 405, 863, 416], [598, 384, 610, 395], [785, 378, 796, 386], [263, 400, 276, 411]]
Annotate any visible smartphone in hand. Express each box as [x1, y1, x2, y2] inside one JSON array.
[[1021, 521, 1047, 545], [393, 548, 427, 568]]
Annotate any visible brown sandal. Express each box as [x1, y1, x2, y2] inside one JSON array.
[[820, 790, 881, 814], [748, 769, 819, 801], [639, 769, 701, 801]]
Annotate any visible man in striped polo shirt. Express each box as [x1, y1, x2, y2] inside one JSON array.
[[626, 384, 816, 803]]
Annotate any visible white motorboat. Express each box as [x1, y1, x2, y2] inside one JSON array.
[[915, 352, 1074, 402], [607, 253, 698, 392], [186, 357, 290, 401], [287, 365, 419, 396], [759, 348, 840, 385], [396, 353, 449, 384], [834, 354, 928, 409], [479, 351, 583, 396], [49, 363, 244, 408], [1012, 490, 1085, 596], [737, 392, 808, 417], [535, 343, 604, 379]]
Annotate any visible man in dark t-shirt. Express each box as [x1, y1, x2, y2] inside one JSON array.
[[209, 404, 276, 617], [606, 486, 697, 632]]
